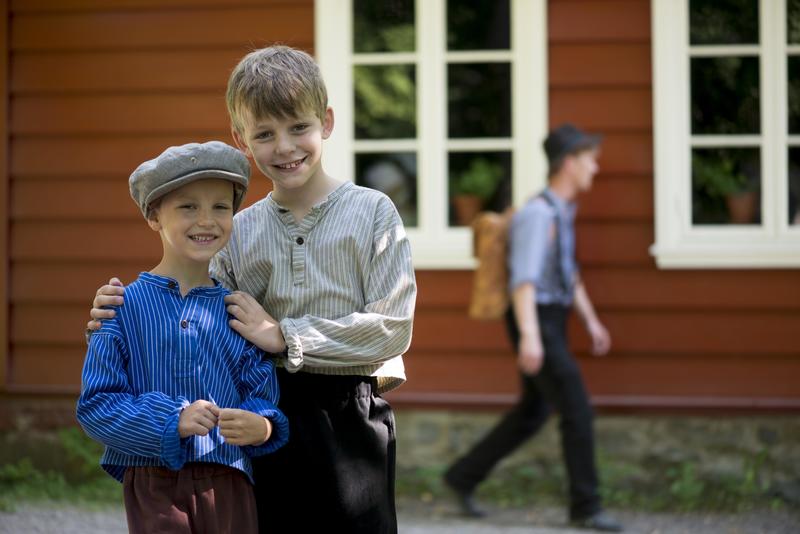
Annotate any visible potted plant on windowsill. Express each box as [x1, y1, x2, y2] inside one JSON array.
[[693, 151, 759, 224], [451, 158, 504, 225]]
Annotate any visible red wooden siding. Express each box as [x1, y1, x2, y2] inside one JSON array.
[[2, 0, 799, 413], [0, 0, 9, 391], [392, 0, 800, 410], [5, 0, 313, 393]]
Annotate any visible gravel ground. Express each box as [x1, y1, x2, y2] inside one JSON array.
[[1, 501, 798, 533]]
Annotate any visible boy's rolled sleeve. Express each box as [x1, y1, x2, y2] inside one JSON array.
[[508, 204, 552, 291]]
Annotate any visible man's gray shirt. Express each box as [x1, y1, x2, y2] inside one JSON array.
[[508, 188, 577, 306]]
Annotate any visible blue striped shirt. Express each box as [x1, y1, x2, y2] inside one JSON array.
[[76, 272, 289, 483]]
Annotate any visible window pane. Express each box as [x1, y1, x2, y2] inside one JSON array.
[[692, 148, 761, 225], [789, 0, 800, 43], [353, 0, 414, 53], [790, 57, 800, 134], [691, 57, 760, 134], [790, 148, 800, 225], [354, 65, 416, 139], [447, 0, 510, 51], [356, 152, 418, 227], [689, 0, 758, 45], [448, 152, 512, 226], [448, 63, 511, 138]]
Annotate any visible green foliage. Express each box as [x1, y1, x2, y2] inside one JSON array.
[[693, 151, 752, 199], [354, 65, 416, 139], [667, 463, 706, 509], [451, 158, 504, 200]]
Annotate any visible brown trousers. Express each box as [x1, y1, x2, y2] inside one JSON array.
[[123, 463, 258, 534]]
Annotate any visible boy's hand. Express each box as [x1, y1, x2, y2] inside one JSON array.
[[178, 400, 220, 438], [225, 291, 286, 353], [87, 277, 125, 331], [218, 408, 272, 446], [587, 319, 611, 356], [518, 333, 544, 376]]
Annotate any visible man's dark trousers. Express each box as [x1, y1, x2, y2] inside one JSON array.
[[444, 304, 601, 519]]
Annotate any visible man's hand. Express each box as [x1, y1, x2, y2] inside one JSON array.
[[225, 291, 286, 353], [218, 408, 272, 446], [178, 400, 220, 438], [87, 277, 125, 331], [518, 333, 544, 375], [587, 319, 611, 356]]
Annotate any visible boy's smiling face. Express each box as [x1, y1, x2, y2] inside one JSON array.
[[232, 107, 334, 196], [148, 179, 234, 266]]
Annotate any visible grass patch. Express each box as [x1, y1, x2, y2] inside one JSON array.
[[0, 428, 122, 512], [0, 427, 788, 514], [395, 451, 785, 513]]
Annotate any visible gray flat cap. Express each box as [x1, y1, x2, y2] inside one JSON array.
[[129, 141, 250, 217]]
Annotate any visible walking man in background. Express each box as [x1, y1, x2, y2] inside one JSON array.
[[444, 124, 623, 532]]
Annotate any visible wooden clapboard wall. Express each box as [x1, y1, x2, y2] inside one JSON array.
[[2, 0, 799, 414], [6, 0, 313, 393]]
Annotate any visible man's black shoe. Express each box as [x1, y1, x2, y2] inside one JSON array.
[[442, 478, 486, 518], [570, 510, 624, 532]]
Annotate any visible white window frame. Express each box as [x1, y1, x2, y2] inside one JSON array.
[[316, 0, 548, 269], [651, 0, 800, 268]]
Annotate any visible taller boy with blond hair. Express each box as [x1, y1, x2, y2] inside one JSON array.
[[89, 45, 416, 533]]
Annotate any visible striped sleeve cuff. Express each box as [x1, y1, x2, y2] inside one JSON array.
[[160, 398, 190, 470], [239, 399, 289, 456]]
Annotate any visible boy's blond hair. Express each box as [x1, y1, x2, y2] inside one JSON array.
[[226, 45, 328, 133]]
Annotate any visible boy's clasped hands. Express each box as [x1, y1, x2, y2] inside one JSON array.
[[178, 399, 273, 446]]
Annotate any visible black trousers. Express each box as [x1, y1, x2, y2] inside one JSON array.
[[251, 368, 397, 534], [445, 305, 601, 519]]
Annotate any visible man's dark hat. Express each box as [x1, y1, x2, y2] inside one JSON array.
[[543, 123, 602, 165]]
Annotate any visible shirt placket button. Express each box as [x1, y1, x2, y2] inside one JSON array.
[[180, 320, 188, 329]]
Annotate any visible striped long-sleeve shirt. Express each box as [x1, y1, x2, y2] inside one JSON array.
[[76, 272, 289, 483], [210, 181, 417, 393]]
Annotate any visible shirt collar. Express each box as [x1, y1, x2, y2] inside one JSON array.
[[543, 187, 577, 217], [138, 271, 224, 297], [267, 181, 354, 215]]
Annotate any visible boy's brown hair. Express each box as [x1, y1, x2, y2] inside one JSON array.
[[226, 45, 328, 133]]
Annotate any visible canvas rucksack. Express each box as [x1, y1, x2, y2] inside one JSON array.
[[468, 192, 557, 320], [468, 207, 516, 320]]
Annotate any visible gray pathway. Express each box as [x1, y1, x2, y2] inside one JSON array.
[[1, 502, 798, 533]]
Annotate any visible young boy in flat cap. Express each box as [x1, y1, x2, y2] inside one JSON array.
[[86, 46, 415, 533], [77, 141, 288, 534]]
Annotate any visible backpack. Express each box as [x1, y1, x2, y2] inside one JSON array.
[[468, 207, 516, 320]]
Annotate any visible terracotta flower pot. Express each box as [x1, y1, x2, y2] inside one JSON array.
[[453, 194, 484, 226], [725, 190, 757, 224]]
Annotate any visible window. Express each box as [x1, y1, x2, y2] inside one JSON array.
[[316, 0, 547, 268], [652, 0, 800, 267]]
